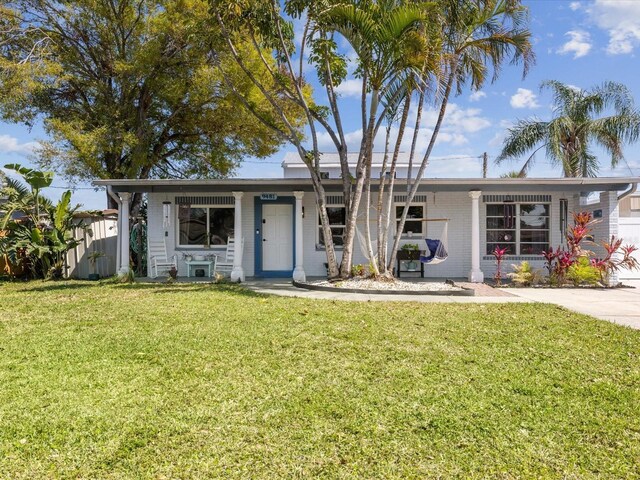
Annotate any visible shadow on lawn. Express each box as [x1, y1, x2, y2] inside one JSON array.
[[18, 280, 265, 298], [15, 281, 98, 292], [150, 283, 264, 298]]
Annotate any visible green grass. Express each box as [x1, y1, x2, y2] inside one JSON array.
[[0, 281, 639, 479]]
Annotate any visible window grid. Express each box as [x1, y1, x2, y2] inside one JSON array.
[[317, 205, 346, 247], [395, 203, 426, 237], [486, 203, 550, 255], [177, 204, 235, 248]]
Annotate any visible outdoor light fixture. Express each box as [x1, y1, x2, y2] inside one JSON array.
[[163, 201, 171, 229]]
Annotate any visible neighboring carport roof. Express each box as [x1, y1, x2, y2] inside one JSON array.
[[93, 177, 640, 194]]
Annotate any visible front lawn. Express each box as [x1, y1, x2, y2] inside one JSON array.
[[1, 281, 639, 478]]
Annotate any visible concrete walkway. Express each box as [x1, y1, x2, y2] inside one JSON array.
[[502, 281, 640, 329], [151, 276, 640, 329], [243, 279, 640, 330]]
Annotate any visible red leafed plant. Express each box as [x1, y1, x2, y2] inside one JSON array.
[[492, 245, 508, 286], [593, 237, 640, 284], [540, 211, 639, 286], [566, 211, 597, 256], [542, 247, 560, 278]]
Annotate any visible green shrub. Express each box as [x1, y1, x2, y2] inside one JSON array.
[[351, 264, 366, 277], [566, 256, 601, 286], [507, 261, 541, 286]]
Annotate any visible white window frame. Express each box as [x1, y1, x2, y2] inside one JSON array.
[[395, 202, 426, 238], [176, 203, 235, 249], [316, 204, 346, 249], [486, 202, 550, 256]]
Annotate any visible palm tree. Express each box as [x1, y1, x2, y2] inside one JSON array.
[[500, 170, 526, 178], [388, 0, 534, 272], [319, 1, 433, 276], [496, 80, 640, 177]]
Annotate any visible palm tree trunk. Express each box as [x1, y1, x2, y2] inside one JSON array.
[[388, 67, 456, 272], [376, 125, 393, 268], [339, 89, 380, 278], [407, 89, 425, 192], [380, 95, 411, 275], [363, 155, 379, 276]]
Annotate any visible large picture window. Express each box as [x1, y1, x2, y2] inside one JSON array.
[[486, 203, 550, 255], [317, 206, 346, 247], [178, 205, 234, 247], [396, 204, 425, 237]]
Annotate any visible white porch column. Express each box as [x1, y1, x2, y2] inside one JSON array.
[[230, 191, 245, 282], [293, 191, 306, 282], [468, 190, 484, 283], [118, 192, 131, 274]]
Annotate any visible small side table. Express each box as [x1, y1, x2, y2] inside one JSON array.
[[396, 250, 425, 278], [185, 259, 215, 278]]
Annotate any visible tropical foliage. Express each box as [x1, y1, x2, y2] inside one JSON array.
[[496, 81, 640, 177], [0, 0, 306, 213], [214, 0, 533, 279], [507, 260, 541, 286], [0, 165, 81, 279], [492, 245, 508, 286], [537, 211, 639, 286]]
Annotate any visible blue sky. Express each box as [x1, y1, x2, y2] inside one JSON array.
[[1, 0, 640, 210]]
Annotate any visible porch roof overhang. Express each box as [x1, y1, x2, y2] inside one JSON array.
[[93, 177, 639, 194]]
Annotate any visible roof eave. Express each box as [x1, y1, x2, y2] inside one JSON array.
[[92, 177, 639, 194]]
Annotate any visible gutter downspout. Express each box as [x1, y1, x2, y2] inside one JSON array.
[[618, 182, 638, 202], [107, 185, 122, 272]]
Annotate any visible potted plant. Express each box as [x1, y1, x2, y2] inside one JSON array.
[[399, 243, 420, 261], [399, 243, 420, 271], [87, 251, 105, 281], [182, 252, 193, 262]]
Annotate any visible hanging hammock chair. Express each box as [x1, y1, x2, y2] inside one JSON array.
[[420, 219, 449, 265]]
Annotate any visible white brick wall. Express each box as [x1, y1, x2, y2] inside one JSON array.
[[146, 188, 621, 280]]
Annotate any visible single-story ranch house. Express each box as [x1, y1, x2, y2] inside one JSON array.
[[94, 153, 639, 284]]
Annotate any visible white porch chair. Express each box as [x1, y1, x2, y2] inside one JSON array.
[[148, 240, 177, 278], [214, 237, 243, 276]]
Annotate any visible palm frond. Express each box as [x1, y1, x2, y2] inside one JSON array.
[[3, 177, 30, 198], [496, 120, 549, 163]]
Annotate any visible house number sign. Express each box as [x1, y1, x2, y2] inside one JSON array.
[[260, 193, 278, 200]]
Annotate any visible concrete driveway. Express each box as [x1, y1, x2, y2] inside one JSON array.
[[504, 280, 640, 329]]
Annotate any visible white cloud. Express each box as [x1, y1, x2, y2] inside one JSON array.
[[334, 79, 363, 98], [0, 135, 39, 154], [510, 88, 540, 109], [469, 91, 487, 102], [418, 103, 492, 133], [442, 105, 492, 133], [425, 155, 483, 177], [557, 30, 592, 58], [590, 0, 640, 55], [569, 1, 582, 11], [488, 132, 505, 148], [314, 102, 490, 153]]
